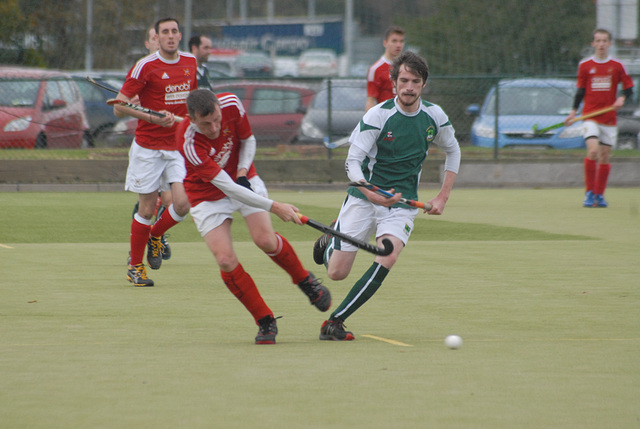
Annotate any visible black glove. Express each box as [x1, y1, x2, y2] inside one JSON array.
[[236, 176, 253, 191]]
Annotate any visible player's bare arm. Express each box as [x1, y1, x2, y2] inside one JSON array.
[[270, 202, 303, 225], [428, 170, 457, 215]]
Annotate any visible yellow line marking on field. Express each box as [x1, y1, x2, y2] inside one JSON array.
[[362, 334, 413, 347], [0, 244, 14, 249]]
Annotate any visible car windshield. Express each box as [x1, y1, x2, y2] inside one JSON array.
[[312, 84, 367, 110], [485, 86, 574, 116], [0, 80, 40, 107]]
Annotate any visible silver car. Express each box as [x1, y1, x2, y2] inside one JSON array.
[[297, 78, 366, 143]]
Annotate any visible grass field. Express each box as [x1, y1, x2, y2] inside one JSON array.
[[1, 187, 638, 428]]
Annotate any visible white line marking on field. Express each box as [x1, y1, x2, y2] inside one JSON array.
[[362, 334, 413, 347], [0, 244, 14, 249]]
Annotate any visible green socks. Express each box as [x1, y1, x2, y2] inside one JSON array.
[[331, 262, 389, 321]]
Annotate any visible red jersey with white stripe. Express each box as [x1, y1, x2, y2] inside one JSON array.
[[367, 56, 395, 104], [121, 51, 198, 150], [178, 93, 258, 206], [576, 56, 633, 125]]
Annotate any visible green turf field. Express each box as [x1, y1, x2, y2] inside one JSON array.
[[1, 188, 638, 428]]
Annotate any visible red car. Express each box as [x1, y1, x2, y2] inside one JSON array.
[[0, 67, 91, 149], [212, 81, 315, 144]]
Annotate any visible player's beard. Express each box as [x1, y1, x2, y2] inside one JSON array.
[[396, 92, 420, 110]]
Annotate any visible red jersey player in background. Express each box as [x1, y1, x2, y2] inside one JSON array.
[[565, 28, 634, 208], [114, 17, 197, 286], [177, 89, 331, 344], [365, 26, 405, 112]]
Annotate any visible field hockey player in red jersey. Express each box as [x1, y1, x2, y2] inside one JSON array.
[[177, 89, 331, 344], [113, 17, 198, 287]]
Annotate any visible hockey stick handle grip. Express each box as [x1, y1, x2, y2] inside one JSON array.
[[107, 99, 183, 122], [350, 182, 433, 211]]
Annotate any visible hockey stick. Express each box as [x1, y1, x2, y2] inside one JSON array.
[[106, 98, 183, 123], [532, 105, 615, 135], [296, 213, 394, 256], [349, 181, 433, 211], [323, 136, 350, 149], [85, 76, 119, 94]]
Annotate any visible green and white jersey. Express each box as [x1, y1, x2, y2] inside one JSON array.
[[346, 97, 460, 203]]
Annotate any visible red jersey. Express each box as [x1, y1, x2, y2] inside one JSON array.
[[178, 93, 258, 207], [121, 51, 198, 150], [576, 56, 633, 125], [367, 56, 395, 104]]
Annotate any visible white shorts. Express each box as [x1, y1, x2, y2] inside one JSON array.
[[189, 176, 269, 237], [583, 121, 616, 146], [125, 140, 186, 194], [329, 194, 418, 252]]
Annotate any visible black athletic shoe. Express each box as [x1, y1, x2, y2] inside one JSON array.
[[319, 319, 355, 341], [312, 220, 335, 265], [127, 264, 154, 287], [147, 236, 165, 270], [298, 272, 331, 312], [255, 315, 279, 344], [160, 234, 171, 260]]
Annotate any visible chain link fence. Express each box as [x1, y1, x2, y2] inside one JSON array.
[[1, 0, 639, 159]]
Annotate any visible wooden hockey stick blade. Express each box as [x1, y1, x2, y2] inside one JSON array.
[[85, 76, 119, 94], [296, 213, 394, 256], [349, 181, 433, 211], [533, 105, 615, 135], [107, 99, 183, 122]]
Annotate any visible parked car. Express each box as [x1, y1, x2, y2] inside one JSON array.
[[297, 78, 366, 143], [234, 51, 274, 78], [212, 81, 315, 144], [71, 72, 125, 142], [298, 49, 339, 77], [466, 78, 585, 149], [274, 56, 299, 78], [614, 105, 640, 150], [0, 67, 91, 149]]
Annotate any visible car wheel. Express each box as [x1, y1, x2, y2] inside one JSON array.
[[92, 124, 114, 147], [35, 133, 47, 149], [616, 133, 638, 150], [82, 131, 94, 148]]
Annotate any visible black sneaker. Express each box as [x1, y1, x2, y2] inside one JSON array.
[[255, 315, 279, 344], [319, 319, 354, 341], [312, 220, 335, 265], [298, 272, 331, 312], [147, 236, 165, 270], [127, 264, 154, 287], [160, 234, 171, 260]]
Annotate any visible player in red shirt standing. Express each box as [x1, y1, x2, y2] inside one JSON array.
[[565, 28, 634, 208], [177, 89, 331, 344], [114, 17, 198, 286], [365, 26, 405, 112]]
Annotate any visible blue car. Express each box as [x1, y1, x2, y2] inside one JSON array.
[[467, 78, 585, 149]]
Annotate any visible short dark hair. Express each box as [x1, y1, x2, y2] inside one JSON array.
[[188, 35, 202, 51], [592, 28, 612, 41], [384, 25, 405, 40], [186, 89, 219, 119], [390, 51, 429, 84], [155, 17, 180, 35]]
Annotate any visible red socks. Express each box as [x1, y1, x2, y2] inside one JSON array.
[[220, 264, 272, 323], [266, 233, 309, 284], [130, 216, 151, 266], [584, 158, 610, 195], [594, 163, 610, 195], [584, 158, 597, 192], [150, 205, 180, 238]]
